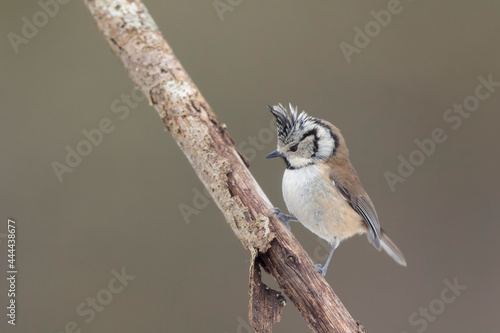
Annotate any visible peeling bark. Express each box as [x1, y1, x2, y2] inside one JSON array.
[[249, 252, 285, 332]]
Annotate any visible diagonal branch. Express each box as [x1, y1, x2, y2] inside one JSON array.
[[83, 1, 365, 332]]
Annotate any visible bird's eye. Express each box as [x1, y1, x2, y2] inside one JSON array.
[[290, 144, 299, 152]]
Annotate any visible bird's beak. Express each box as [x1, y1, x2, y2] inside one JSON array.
[[266, 150, 283, 159]]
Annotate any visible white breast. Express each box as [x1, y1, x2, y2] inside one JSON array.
[[282, 164, 364, 244]]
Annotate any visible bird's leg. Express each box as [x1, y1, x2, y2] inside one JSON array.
[[315, 239, 340, 276], [270, 207, 297, 229]]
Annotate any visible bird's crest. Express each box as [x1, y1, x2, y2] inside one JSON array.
[[268, 104, 312, 143]]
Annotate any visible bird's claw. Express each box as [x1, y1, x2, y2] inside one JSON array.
[[270, 207, 294, 229], [314, 264, 328, 276]]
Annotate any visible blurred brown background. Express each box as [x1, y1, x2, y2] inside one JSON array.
[[1, 0, 499, 332]]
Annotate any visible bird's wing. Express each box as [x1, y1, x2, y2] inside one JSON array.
[[335, 184, 382, 250]]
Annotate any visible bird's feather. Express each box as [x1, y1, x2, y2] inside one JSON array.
[[335, 184, 381, 250]]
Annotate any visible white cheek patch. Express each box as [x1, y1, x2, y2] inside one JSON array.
[[316, 126, 335, 158]]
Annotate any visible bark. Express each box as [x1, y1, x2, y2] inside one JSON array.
[[83, 1, 365, 332]]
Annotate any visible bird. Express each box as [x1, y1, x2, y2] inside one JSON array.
[[266, 104, 406, 276]]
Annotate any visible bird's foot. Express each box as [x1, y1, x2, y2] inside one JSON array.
[[270, 207, 295, 229], [314, 264, 328, 277]]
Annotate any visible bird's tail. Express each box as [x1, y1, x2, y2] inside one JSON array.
[[380, 229, 407, 266]]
